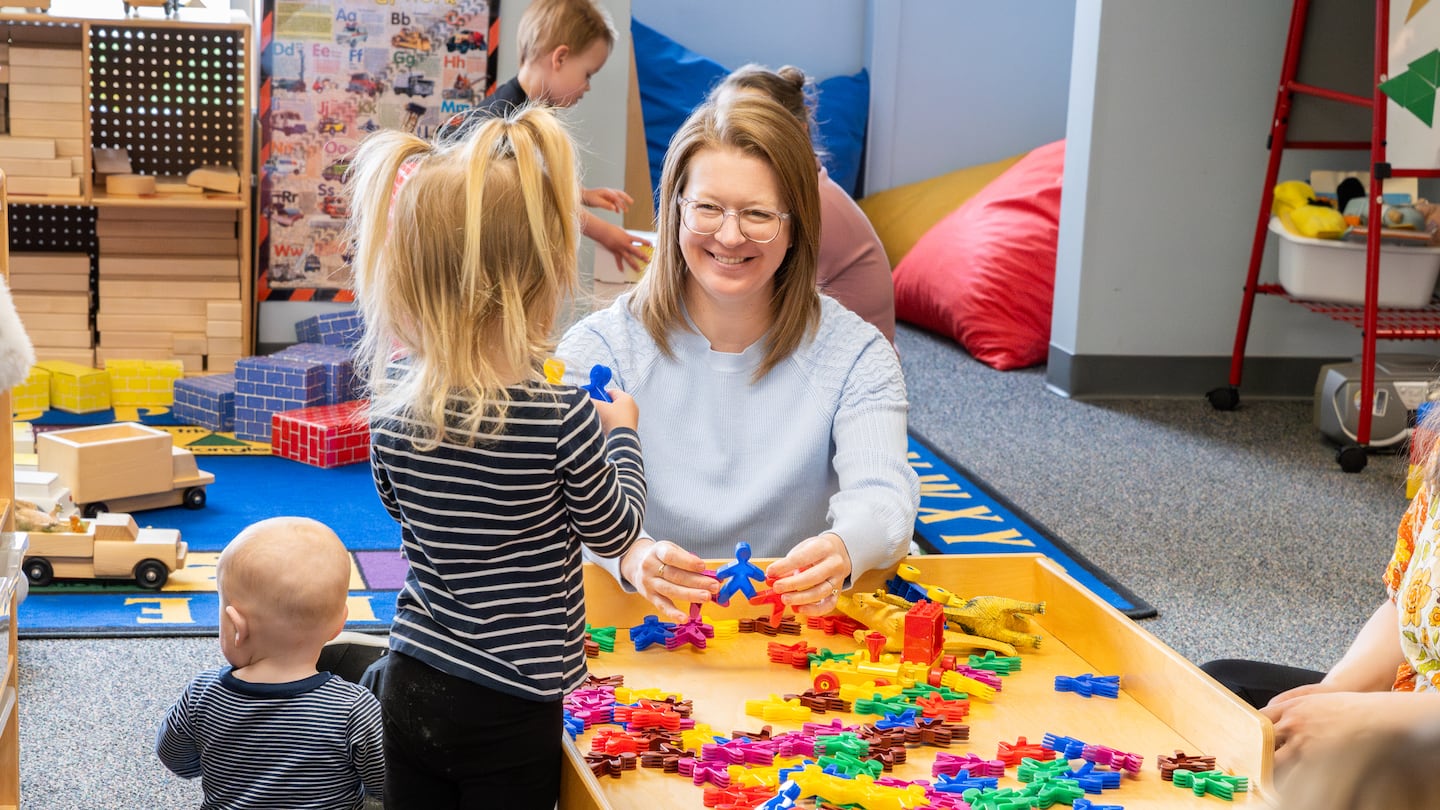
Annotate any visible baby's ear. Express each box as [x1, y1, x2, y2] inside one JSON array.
[[550, 44, 571, 69]]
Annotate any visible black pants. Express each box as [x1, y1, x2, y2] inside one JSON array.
[[1200, 658, 1325, 710], [379, 650, 562, 810]]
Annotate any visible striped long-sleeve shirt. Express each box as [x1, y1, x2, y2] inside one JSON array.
[[371, 382, 646, 701], [155, 668, 384, 810]]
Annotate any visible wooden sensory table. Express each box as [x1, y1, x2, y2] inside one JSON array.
[[560, 553, 1276, 809]]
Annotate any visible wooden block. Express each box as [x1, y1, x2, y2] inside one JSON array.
[[18, 311, 88, 332], [104, 174, 157, 196], [8, 83, 81, 103], [11, 253, 89, 274], [97, 207, 237, 222], [205, 300, 243, 321], [205, 319, 241, 339], [70, 155, 82, 174], [9, 102, 82, 122], [206, 338, 243, 356], [0, 157, 74, 178], [9, 119, 82, 140], [9, 66, 83, 86], [99, 237, 238, 256], [9, 47, 84, 68], [6, 175, 80, 196], [55, 139, 83, 158], [152, 176, 204, 195], [27, 329, 93, 349], [0, 137, 55, 159], [12, 294, 89, 315], [96, 220, 235, 239], [172, 333, 207, 354], [96, 331, 174, 350], [99, 312, 207, 333], [186, 164, 239, 193], [94, 346, 194, 368], [99, 279, 240, 299], [100, 256, 238, 279], [8, 273, 89, 293], [206, 354, 240, 373], [34, 347, 94, 366], [100, 297, 206, 317]]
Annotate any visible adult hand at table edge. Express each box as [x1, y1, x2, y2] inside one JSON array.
[[764, 532, 852, 616], [619, 538, 717, 622], [1260, 690, 1440, 771]]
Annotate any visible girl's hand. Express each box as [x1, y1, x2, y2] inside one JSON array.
[[764, 532, 852, 616], [590, 390, 638, 433], [620, 539, 718, 622]]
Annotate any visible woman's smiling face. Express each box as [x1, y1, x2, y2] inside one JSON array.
[[678, 146, 791, 313]]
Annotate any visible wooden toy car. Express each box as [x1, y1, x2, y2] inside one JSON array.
[[22, 512, 186, 589], [36, 423, 214, 517]]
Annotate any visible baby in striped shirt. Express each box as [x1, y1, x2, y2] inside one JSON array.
[[156, 517, 384, 809]]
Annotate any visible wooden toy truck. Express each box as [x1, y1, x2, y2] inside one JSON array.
[[22, 512, 187, 589], [36, 423, 214, 518]]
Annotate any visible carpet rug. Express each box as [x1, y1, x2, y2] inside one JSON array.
[[14, 428, 1154, 637]]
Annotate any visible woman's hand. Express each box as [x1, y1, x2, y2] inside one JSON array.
[[1261, 690, 1440, 770], [619, 538, 718, 622], [763, 532, 852, 616]]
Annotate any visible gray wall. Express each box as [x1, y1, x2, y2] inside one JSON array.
[[1052, 0, 1431, 397]]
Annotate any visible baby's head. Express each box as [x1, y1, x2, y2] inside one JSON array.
[[216, 517, 350, 664]]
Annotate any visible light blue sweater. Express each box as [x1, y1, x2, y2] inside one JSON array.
[[558, 294, 919, 584]]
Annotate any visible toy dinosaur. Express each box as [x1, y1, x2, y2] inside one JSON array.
[[837, 591, 1024, 657], [893, 565, 1046, 650]]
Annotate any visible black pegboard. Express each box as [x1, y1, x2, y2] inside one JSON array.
[[6, 205, 97, 256], [88, 25, 246, 176]]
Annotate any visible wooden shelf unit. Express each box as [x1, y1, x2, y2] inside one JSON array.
[[0, 7, 254, 362], [0, 170, 20, 808]]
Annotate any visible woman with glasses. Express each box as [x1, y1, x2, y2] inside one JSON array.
[[558, 94, 918, 622], [708, 64, 895, 344]]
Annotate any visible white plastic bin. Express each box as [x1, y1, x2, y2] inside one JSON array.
[[1269, 218, 1440, 308]]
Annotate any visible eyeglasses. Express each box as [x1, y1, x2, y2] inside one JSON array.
[[679, 197, 791, 244]]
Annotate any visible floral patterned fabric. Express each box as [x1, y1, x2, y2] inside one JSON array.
[[1385, 486, 1439, 691]]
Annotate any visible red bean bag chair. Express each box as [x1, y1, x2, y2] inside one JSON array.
[[892, 140, 1064, 370]]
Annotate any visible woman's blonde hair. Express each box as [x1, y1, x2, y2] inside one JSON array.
[[346, 105, 581, 449], [633, 94, 821, 380]]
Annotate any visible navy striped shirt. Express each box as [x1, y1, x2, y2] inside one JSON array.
[[156, 667, 384, 809], [371, 382, 645, 701]]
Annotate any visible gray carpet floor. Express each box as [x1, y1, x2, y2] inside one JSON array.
[[13, 323, 1409, 807]]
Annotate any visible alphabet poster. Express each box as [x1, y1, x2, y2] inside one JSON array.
[[257, 0, 499, 300]]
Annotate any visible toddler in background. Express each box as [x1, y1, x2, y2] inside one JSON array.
[[156, 516, 384, 809]]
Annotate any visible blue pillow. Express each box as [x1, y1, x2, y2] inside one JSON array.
[[631, 18, 871, 200], [815, 68, 869, 197]]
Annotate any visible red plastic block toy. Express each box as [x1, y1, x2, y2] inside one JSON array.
[[903, 600, 946, 664], [271, 401, 369, 468]]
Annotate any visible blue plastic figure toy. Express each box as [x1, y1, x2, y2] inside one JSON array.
[[583, 364, 613, 402], [715, 541, 766, 606]]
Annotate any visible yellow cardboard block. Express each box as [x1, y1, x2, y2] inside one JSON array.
[[105, 359, 184, 407], [35, 360, 111, 414]]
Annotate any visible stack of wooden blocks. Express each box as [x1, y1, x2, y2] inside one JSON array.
[[94, 208, 244, 372], [0, 44, 84, 198], [9, 252, 93, 366]]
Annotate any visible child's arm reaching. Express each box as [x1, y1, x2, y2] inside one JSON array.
[[582, 209, 652, 274], [155, 689, 203, 779], [582, 186, 633, 214], [558, 392, 645, 559]]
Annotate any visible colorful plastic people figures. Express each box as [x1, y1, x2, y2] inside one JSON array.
[[715, 541, 766, 606], [584, 364, 614, 402]]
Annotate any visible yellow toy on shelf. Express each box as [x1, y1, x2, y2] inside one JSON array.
[[1273, 179, 1346, 239]]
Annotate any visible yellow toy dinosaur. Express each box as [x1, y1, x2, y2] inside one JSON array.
[[837, 590, 1023, 657], [894, 564, 1045, 651]]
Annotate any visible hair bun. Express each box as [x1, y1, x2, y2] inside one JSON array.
[[777, 65, 807, 89]]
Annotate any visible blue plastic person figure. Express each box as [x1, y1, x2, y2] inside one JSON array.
[[715, 541, 766, 606], [583, 364, 613, 402]]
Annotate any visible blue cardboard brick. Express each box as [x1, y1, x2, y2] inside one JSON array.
[[173, 373, 237, 432], [294, 310, 363, 348], [233, 356, 327, 442], [272, 343, 360, 404]]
